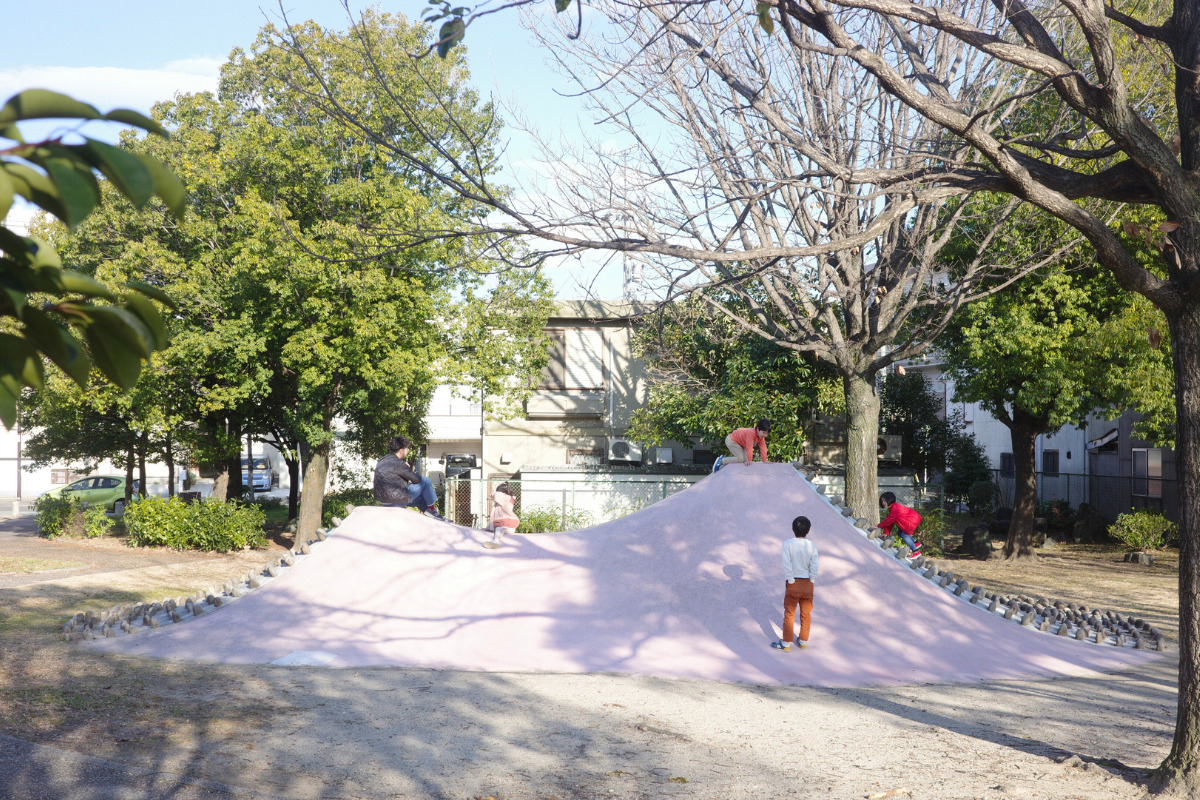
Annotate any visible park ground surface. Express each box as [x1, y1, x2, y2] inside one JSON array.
[[0, 512, 1182, 800]]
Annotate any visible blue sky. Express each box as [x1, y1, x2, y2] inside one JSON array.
[[1, 1, 622, 297]]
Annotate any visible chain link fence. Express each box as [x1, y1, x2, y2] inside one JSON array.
[[444, 476, 702, 530], [987, 469, 1179, 524]]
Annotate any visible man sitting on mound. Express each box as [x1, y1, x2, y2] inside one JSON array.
[[374, 435, 445, 521]]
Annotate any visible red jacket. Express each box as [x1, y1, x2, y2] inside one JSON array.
[[878, 502, 922, 535]]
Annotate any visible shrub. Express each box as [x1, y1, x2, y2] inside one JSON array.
[[1036, 499, 1076, 530], [125, 496, 267, 552], [35, 494, 84, 539], [916, 507, 947, 558], [519, 505, 594, 533], [968, 480, 1000, 517], [323, 487, 375, 527], [83, 505, 114, 539], [1109, 509, 1176, 552]]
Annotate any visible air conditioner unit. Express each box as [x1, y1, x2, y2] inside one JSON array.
[[607, 438, 643, 463], [877, 435, 903, 463]]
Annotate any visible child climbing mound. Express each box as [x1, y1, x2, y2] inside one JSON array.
[[713, 419, 771, 472], [876, 491, 923, 557]]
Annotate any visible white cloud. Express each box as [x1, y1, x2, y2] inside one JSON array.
[[162, 57, 226, 77], [0, 64, 220, 118]]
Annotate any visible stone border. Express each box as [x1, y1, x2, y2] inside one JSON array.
[[61, 519, 344, 643], [793, 465, 1166, 652]]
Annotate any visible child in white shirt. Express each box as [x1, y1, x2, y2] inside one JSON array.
[[772, 515, 819, 652]]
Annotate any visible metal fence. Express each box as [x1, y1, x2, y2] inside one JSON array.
[[443, 476, 701, 529], [988, 469, 1179, 524]]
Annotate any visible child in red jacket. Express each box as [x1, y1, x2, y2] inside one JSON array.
[[877, 491, 923, 556]]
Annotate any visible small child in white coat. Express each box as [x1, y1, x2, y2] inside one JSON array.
[[772, 515, 819, 652], [484, 483, 519, 549]]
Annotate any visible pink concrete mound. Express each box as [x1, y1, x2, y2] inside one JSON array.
[[92, 463, 1160, 687]]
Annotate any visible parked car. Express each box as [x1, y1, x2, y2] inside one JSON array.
[[441, 453, 478, 481], [40, 475, 136, 514], [241, 457, 273, 491]]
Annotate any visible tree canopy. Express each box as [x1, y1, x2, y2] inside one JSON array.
[[41, 11, 552, 539]]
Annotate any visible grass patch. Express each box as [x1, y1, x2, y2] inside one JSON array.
[[0, 556, 84, 575]]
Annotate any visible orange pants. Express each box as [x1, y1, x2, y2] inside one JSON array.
[[782, 578, 815, 643]]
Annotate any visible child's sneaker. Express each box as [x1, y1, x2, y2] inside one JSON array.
[[712, 455, 724, 473], [910, 542, 923, 557], [770, 640, 791, 652], [796, 640, 808, 649]]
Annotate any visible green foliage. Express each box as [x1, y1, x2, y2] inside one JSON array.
[[1108, 509, 1176, 552], [1036, 499, 1076, 530], [626, 299, 838, 460], [944, 434, 992, 503], [941, 261, 1131, 433], [322, 488, 376, 527], [881, 371, 968, 477], [518, 505, 594, 533], [0, 89, 184, 427], [124, 496, 266, 552], [82, 505, 114, 539], [916, 507, 947, 558], [1087, 292, 1175, 447], [35, 493, 82, 539], [968, 480, 1000, 517]]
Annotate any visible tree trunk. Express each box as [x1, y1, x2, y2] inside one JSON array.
[[165, 433, 175, 498], [844, 370, 881, 521], [286, 457, 301, 521], [212, 465, 229, 501], [296, 440, 329, 545], [1001, 408, 1043, 561], [123, 448, 135, 506], [137, 433, 148, 497], [1151, 303, 1200, 795], [226, 452, 244, 500]]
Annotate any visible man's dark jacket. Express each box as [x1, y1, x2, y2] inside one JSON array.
[[374, 453, 421, 505]]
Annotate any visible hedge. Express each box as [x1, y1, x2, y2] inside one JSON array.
[[125, 496, 267, 552]]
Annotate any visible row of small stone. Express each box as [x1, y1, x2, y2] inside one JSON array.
[[62, 523, 340, 643], [806, 479, 1165, 652]]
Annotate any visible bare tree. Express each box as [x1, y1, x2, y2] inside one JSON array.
[[521, 1, 1085, 517], [272, 1, 1075, 518], [722, 2, 1198, 793]]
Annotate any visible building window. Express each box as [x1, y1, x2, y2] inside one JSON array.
[[51, 469, 86, 485], [1133, 448, 1163, 498], [540, 329, 605, 390], [1042, 450, 1059, 477], [999, 452, 1014, 477]]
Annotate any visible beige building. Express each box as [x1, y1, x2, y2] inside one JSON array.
[[482, 300, 663, 479]]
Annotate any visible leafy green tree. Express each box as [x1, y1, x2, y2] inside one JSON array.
[[939, 262, 1137, 559], [0, 89, 184, 427], [1091, 292, 1176, 448], [942, 434, 992, 509], [626, 299, 841, 462], [880, 370, 962, 482], [53, 13, 550, 541]]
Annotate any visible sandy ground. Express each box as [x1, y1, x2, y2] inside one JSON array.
[[2, 649, 1178, 800]]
